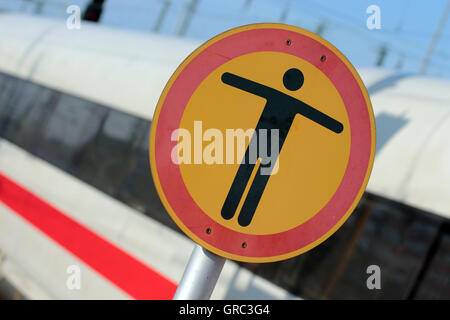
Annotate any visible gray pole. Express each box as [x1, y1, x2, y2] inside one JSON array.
[[279, 0, 291, 23], [152, 0, 171, 33], [173, 0, 199, 37], [420, 0, 450, 75], [243, 0, 252, 10], [34, 0, 45, 15], [173, 244, 226, 300]]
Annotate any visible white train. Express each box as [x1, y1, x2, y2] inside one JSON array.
[[0, 13, 449, 299]]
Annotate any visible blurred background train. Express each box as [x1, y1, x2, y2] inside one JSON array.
[[0, 0, 449, 299]]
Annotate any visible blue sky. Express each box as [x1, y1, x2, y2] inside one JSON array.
[[2, 0, 450, 79]]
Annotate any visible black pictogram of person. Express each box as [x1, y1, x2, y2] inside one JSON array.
[[220, 68, 344, 227]]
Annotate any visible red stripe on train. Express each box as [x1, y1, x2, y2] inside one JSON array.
[[0, 172, 177, 299]]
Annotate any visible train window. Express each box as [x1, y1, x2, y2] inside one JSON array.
[[240, 200, 368, 299], [0, 74, 19, 135], [102, 110, 142, 142], [0, 72, 5, 90], [75, 110, 144, 196], [323, 197, 440, 299], [0, 76, 58, 152], [238, 194, 443, 299], [0, 73, 177, 231], [411, 224, 450, 299], [37, 94, 107, 170], [114, 126, 179, 231]]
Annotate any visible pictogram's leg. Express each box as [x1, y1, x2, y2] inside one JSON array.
[[237, 165, 271, 227], [221, 148, 256, 220]]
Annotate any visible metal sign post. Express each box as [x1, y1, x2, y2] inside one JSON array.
[[173, 245, 226, 300]]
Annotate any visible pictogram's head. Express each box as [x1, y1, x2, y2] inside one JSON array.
[[283, 68, 304, 91]]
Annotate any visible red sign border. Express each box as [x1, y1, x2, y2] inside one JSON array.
[[150, 24, 375, 262]]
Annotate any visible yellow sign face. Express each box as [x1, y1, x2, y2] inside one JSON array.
[[150, 24, 375, 262], [179, 51, 351, 235]]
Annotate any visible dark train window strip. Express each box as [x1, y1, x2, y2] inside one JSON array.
[[0, 71, 449, 299]]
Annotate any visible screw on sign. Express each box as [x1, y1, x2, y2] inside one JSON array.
[[150, 24, 376, 263]]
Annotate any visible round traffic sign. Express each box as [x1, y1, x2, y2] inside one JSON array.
[[150, 24, 375, 263]]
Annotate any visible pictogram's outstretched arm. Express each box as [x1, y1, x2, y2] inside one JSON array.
[[292, 99, 344, 134], [221, 72, 275, 98]]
